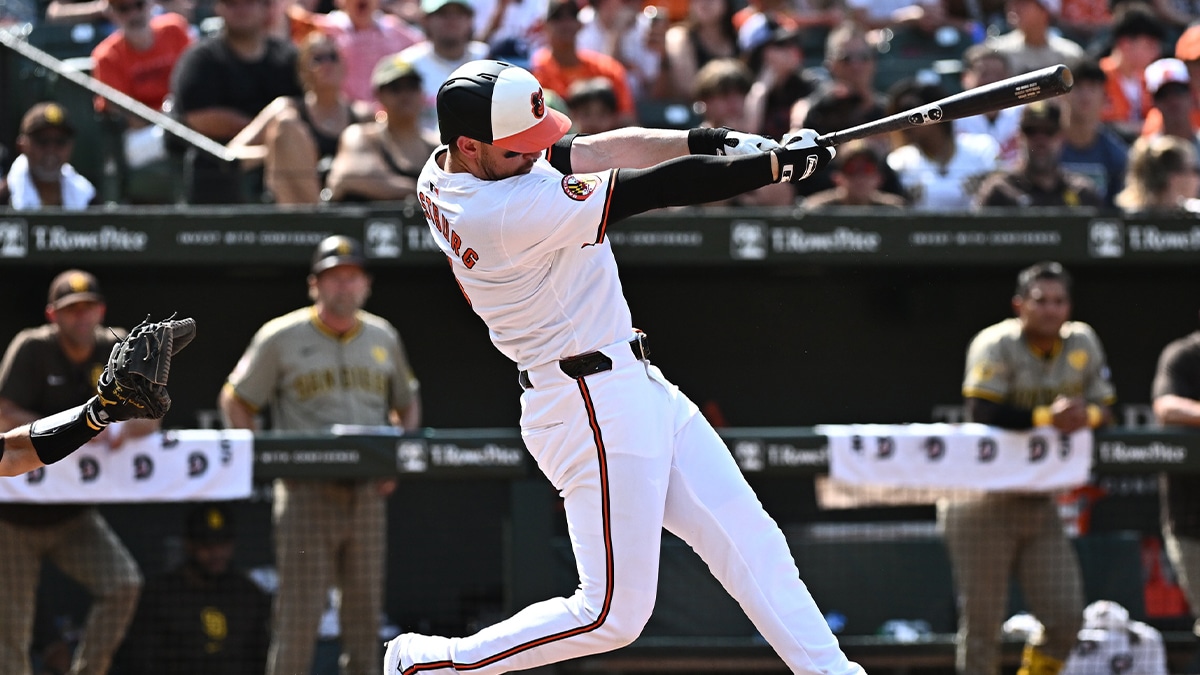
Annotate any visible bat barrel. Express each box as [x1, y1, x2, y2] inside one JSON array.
[[816, 64, 1074, 148]]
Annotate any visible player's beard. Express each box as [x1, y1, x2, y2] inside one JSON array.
[[480, 149, 534, 180]]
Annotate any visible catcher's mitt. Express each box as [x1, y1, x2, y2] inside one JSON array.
[[89, 315, 197, 425]]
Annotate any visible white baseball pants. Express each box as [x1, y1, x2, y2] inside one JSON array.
[[389, 340, 863, 675]]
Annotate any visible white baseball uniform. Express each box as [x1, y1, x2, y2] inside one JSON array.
[[386, 149, 864, 675]]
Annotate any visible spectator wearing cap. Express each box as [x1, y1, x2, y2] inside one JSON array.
[[396, 0, 490, 137], [5, 102, 97, 210], [474, 0, 548, 68], [1143, 57, 1200, 157], [117, 503, 271, 675], [974, 100, 1102, 208], [985, 0, 1085, 76], [0, 269, 155, 675], [804, 140, 908, 208], [325, 54, 437, 201], [1059, 57, 1130, 207], [322, 0, 424, 106], [1099, 2, 1168, 140], [530, 0, 638, 127], [227, 31, 375, 204], [219, 235, 421, 675], [1144, 25, 1200, 137]]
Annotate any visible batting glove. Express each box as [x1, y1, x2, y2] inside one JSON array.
[[717, 129, 782, 156], [772, 129, 836, 183]]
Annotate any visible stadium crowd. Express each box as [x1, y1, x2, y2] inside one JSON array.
[[2, 0, 1200, 210]]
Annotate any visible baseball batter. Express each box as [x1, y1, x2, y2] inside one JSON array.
[[384, 59, 861, 675]]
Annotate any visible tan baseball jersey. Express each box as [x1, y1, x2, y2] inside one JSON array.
[[962, 317, 1116, 409], [225, 307, 417, 431]]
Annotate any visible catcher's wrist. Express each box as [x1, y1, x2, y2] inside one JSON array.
[[30, 400, 104, 465], [687, 127, 727, 155], [85, 396, 113, 428]]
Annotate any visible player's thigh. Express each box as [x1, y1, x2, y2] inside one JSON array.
[[50, 510, 140, 592]]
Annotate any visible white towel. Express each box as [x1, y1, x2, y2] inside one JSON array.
[[5, 153, 96, 210]]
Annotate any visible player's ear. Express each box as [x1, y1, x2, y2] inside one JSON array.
[[455, 136, 483, 159]]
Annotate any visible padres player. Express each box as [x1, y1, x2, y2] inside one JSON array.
[[220, 235, 421, 675], [950, 261, 1116, 675], [384, 59, 859, 675]]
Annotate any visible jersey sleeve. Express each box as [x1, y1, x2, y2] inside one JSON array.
[[225, 327, 282, 411], [492, 166, 617, 255], [962, 330, 1010, 403]]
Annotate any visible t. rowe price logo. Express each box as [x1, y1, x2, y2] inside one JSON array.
[[32, 225, 148, 251]]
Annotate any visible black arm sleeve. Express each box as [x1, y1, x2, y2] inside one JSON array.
[[605, 153, 775, 222], [965, 397, 1035, 430], [546, 133, 578, 174]]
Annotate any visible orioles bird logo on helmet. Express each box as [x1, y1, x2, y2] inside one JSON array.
[[531, 89, 546, 119]]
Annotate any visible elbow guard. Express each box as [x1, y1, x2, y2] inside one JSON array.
[[29, 398, 106, 465]]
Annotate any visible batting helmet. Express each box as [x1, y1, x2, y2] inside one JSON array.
[[436, 59, 572, 153]]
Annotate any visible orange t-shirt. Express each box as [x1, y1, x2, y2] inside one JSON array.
[[530, 49, 637, 118], [91, 12, 193, 113], [1099, 55, 1151, 125]]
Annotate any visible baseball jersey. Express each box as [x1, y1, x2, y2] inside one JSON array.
[[962, 317, 1116, 410], [416, 149, 629, 369], [0, 324, 125, 526], [225, 307, 417, 431], [887, 133, 998, 210], [1152, 331, 1200, 538]]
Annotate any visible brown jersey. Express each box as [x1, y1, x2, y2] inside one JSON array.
[[0, 323, 125, 526], [1152, 331, 1200, 538]]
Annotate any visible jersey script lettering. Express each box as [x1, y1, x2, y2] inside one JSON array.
[[418, 190, 479, 268]]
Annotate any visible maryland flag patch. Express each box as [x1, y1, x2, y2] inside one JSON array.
[[561, 174, 599, 201]]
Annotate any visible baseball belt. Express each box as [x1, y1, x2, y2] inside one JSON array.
[[520, 333, 650, 390]]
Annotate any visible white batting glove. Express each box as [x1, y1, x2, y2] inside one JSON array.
[[773, 128, 836, 183], [717, 130, 782, 156]]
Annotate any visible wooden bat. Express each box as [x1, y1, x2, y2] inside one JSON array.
[[816, 64, 1075, 148]]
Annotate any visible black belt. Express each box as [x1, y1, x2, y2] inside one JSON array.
[[520, 334, 650, 390]]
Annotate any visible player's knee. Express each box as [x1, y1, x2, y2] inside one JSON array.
[[596, 597, 655, 648]]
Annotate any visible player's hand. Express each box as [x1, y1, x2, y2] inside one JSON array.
[[772, 129, 836, 183], [717, 129, 782, 156]]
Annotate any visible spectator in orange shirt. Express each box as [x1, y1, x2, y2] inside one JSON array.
[[92, 0, 192, 119], [1099, 2, 1167, 140], [530, 0, 637, 127]]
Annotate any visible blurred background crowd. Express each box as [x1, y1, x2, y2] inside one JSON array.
[[3, 0, 1200, 212]]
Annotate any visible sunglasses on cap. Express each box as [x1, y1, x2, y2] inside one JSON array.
[[310, 51, 340, 65]]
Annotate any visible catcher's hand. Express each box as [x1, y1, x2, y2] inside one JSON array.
[[87, 315, 197, 426]]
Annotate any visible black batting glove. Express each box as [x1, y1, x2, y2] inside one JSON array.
[[772, 129, 836, 183]]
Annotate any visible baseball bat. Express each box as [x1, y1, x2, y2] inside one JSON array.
[[816, 64, 1074, 148]]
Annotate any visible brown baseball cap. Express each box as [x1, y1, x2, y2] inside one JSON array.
[[47, 269, 104, 309], [21, 102, 75, 137], [311, 235, 366, 274]]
